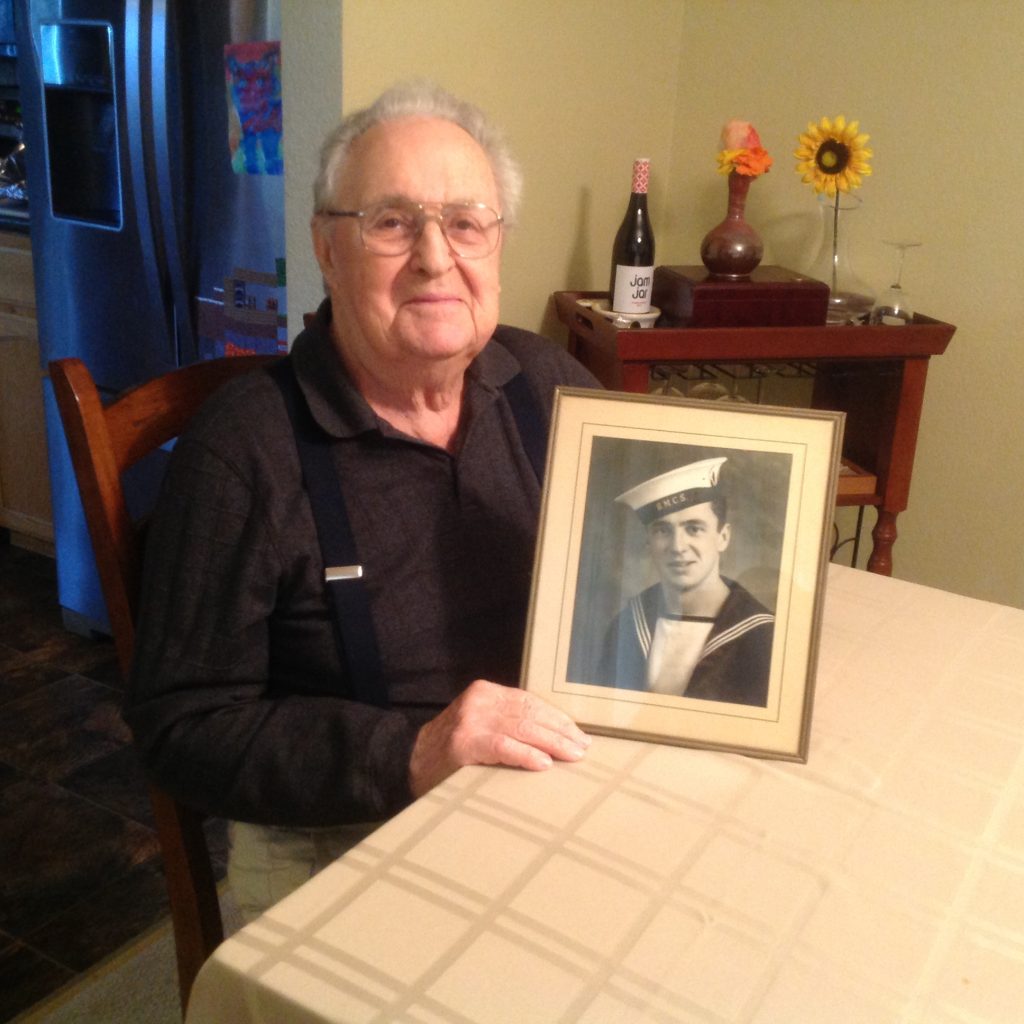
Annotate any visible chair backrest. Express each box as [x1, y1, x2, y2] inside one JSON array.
[[48, 354, 277, 1015]]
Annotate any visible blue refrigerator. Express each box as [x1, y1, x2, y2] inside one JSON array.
[[14, 0, 286, 633]]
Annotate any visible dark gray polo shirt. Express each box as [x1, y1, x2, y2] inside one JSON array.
[[125, 304, 598, 827]]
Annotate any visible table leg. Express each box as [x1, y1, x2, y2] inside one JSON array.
[[868, 508, 898, 576], [620, 363, 651, 393]]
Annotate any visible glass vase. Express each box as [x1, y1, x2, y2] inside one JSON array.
[[808, 192, 875, 324], [700, 171, 763, 279]]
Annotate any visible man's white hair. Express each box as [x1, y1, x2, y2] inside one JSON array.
[[312, 80, 523, 225]]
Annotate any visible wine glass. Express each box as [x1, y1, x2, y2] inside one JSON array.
[[869, 241, 921, 325]]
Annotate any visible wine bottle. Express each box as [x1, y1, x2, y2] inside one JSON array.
[[609, 158, 655, 314]]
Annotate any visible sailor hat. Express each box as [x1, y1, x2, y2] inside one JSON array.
[[615, 456, 727, 525]]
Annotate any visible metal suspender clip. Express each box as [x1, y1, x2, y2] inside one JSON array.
[[324, 565, 363, 582]]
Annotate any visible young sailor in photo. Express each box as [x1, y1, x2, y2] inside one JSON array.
[[595, 456, 775, 706]]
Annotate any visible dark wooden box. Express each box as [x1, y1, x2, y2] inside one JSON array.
[[653, 265, 829, 328]]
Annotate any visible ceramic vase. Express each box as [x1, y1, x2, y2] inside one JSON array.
[[700, 171, 763, 279]]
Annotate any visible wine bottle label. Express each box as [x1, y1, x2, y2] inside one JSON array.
[[612, 265, 654, 313]]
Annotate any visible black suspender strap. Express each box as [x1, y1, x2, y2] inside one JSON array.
[[267, 359, 388, 708], [502, 371, 547, 485], [266, 354, 546, 707]]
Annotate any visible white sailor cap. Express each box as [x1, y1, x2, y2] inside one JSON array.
[[615, 456, 727, 525]]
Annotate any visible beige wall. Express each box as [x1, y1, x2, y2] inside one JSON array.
[[281, 0, 343, 329], [283, 1, 1024, 608], [672, 2, 1024, 609]]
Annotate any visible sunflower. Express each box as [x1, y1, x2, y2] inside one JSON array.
[[794, 115, 872, 196]]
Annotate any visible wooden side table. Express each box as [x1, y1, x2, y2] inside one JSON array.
[[554, 290, 956, 575]]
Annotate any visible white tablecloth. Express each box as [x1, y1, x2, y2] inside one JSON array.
[[186, 565, 1024, 1023]]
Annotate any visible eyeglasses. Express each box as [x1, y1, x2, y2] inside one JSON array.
[[322, 199, 503, 259]]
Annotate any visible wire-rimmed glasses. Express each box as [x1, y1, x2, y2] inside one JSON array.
[[323, 199, 503, 259]]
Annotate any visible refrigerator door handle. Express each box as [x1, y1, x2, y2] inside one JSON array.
[[150, 0, 196, 365], [124, 0, 178, 368]]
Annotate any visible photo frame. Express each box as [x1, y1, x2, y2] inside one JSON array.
[[521, 387, 844, 762]]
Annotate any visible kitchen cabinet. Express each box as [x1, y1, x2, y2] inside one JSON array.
[[0, 229, 52, 549]]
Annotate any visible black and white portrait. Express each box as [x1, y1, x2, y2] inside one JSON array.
[[567, 437, 791, 706]]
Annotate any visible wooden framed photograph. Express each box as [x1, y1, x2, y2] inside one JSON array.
[[521, 387, 844, 762]]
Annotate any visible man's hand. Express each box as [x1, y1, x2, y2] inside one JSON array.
[[408, 680, 591, 797]]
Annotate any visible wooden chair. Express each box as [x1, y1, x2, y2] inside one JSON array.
[[48, 354, 278, 1015]]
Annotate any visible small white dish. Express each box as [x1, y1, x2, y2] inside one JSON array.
[[586, 298, 661, 329]]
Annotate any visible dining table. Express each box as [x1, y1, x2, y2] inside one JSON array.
[[185, 563, 1024, 1023]]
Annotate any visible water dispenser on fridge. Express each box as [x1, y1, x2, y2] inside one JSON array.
[[40, 20, 120, 226]]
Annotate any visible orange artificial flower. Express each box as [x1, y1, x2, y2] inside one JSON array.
[[716, 119, 773, 177]]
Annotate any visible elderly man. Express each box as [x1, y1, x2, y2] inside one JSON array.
[[593, 456, 775, 705], [125, 82, 595, 917]]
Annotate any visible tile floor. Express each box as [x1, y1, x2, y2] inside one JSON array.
[[0, 533, 226, 1022]]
